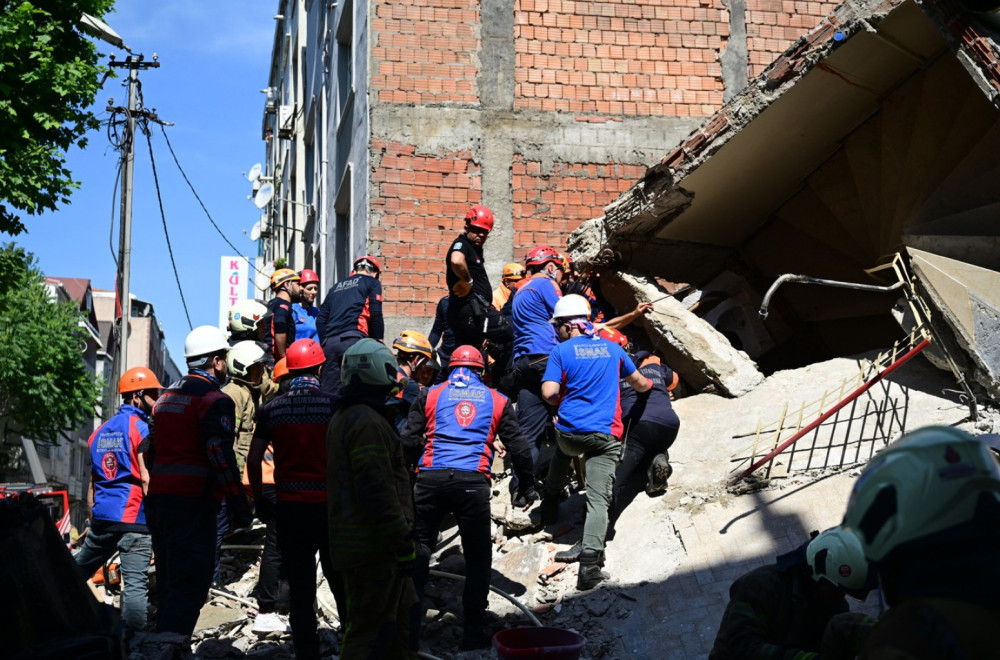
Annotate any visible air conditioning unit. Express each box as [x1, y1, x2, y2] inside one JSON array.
[[278, 104, 294, 138]]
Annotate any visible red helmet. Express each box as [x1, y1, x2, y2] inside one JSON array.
[[449, 345, 485, 370], [286, 339, 325, 370], [299, 269, 320, 285], [353, 255, 381, 275], [464, 205, 494, 232], [599, 327, 630, 349], [525, 245, 562, 269]]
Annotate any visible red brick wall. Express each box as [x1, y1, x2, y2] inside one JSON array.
[[514, 0, 727, 117], [370, 140, 481, 316], [512, 156, 648, 258], [746, 0, 839, 76], [372, 0, 479, 104]]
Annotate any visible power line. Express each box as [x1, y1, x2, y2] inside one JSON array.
[[157, 124, 266, 282], [143, 124, 193, 330]]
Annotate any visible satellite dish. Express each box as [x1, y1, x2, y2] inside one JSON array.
[[249, 221, 262, 241], [246, 163, 262, 182], [253, 183, 274, 209]]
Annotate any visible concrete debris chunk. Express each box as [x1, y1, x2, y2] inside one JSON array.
[[601, 270, 766, 396]]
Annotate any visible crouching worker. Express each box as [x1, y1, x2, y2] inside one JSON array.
[[248, 338, 343, 659], [400, 345, 536, 650], [710, 527, 875, 660], [328, 339, 418, 659]]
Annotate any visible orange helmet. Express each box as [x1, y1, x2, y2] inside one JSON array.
[[464, 205, 494, 232], [270, 268, 300, 290], [559, 252, 572, 276], [272, 358, 289, 381], [286, 339, 325, 371], [598, 327, 630, 350], [450, 345, 485, 370], [392, 330, 433, 359], [299, 269, 320, 285], [501, 263, 527, 282], [119, 367, 163, 394]]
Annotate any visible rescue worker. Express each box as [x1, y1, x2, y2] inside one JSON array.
[[511, 245, 564, 482], [146, 325, 252, 638], [228, 298, 271, 344], [492, 262, 526, 311], [271, 357, 291, 396], [710, 529, 873, 659], [75, 366, 161, 633], [327, 339, 417, 660], [218, 340, 283, 632], [539, 295, 651, 590], [401, 345, 536, 649], [316, 256, 384, 394], [267, 268, 302, 360], [248, 339, 343, 658], [445, 204, 512, 359], [428, 295, 456, 379], [390, 330, 435, 433], [842, 426, 1000, 658], [293, 268, 321, 341]]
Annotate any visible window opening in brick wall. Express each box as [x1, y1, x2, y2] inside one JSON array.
[[334, 165, 353, 281]]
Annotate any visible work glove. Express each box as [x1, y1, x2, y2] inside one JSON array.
[[254, 496, 276, 525], [226, 495, 254, 531], [513, 485, 539, 508], [452, 279, 473, 297]]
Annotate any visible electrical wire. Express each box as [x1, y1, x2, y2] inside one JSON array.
[[143, 124, 194, 330], [157, 124, 266, 281], [109, 156, 123, 268]]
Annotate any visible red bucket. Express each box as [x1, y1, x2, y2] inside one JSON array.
[[493, 627, 586, 659]]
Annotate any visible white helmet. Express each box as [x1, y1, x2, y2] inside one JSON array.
[[341, 338, 399, 388], [227, 341, 267, 379], [806, 526, 870, 594], [184, 325, 230, 359], [843, 425, 1000, 562], [228, 299, 270, 333], [549, 293, 591, 323]]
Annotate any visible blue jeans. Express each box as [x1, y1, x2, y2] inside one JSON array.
[[75, 526, 152, 631]]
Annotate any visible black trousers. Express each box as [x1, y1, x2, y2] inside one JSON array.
[[514, 355, 558, 484], [276, 500, 345, 660], [257, 486, 282, 612], [413, 470, 492, 625], [146, 494, 219, 636], [609, 420, 679, 527], [320, 334, 362, 394], [447, 296, 512, 359]]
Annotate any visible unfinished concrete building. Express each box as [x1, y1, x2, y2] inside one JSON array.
[[259, 0, 849, 338], [569, 0, 1000, 406]]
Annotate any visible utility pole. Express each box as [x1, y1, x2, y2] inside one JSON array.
[[108, 54, 159, 401]]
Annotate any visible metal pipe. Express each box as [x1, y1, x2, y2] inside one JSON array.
[[208, 588, 257, 608], [428, 569, 542, 627], [759, 273, 904, 319], [732, 338, 931, 482]]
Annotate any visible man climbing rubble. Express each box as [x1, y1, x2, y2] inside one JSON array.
[[327, 339, 417, 659], [709, 527, 875, 659], [400, 344, 536, 650], [146, 325, 252, 639], [316, 255, 384, 394], [75, 366, 161, 634], [539, 294, 650, 591], [248, 338, 343, 658]]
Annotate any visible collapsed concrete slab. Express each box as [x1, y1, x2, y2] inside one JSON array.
[[600, 271, 765, 397]]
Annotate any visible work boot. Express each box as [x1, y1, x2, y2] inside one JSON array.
[[645, 453, 672, 496], [539, 497, 559, 525], [555, 541, 582, 563], [461, 623, 492, 650], [577, 550, 609, 591]]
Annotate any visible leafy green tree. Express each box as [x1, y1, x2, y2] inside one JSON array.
[[0, 243, 101, 443], [0, 0, 115, 235]]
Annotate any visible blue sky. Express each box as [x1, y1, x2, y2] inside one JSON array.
[[15, 1, 278, 368]]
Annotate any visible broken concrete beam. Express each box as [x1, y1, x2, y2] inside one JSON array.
[[601, 270, 765, 397]]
